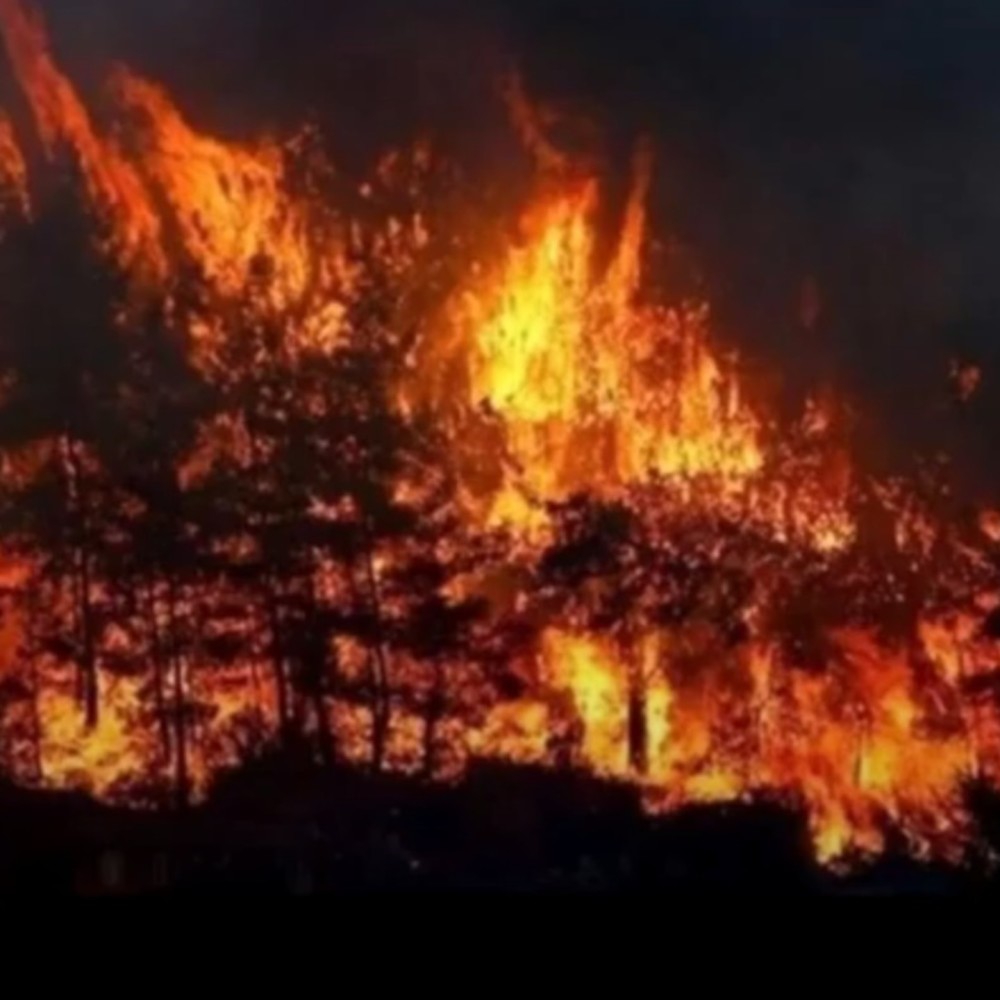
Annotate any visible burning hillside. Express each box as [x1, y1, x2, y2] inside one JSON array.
[[0, 0, 997, 868]]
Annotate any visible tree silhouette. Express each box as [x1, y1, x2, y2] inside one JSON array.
[[537, 496, 655, 774], [0, 172, 133, 732], [96, 294, 215, 807]]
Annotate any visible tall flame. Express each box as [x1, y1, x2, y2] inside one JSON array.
[[109, 68, 351, 341], [0, 0, 163, 270], [453, 143, 763, 534]]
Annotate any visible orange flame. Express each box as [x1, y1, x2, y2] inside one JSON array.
[[0, 0, 163, 270], [0, 111, 28, 214], [449, 147, 764, 537]]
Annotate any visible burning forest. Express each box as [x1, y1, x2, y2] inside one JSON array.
[[0, 0, 998, 881]]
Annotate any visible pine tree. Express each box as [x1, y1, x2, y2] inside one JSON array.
[[0, 173, 132, 733]]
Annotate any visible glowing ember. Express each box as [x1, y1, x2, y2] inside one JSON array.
[[952, 360, 982, 402]]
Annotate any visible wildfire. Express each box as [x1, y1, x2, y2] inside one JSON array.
[[0, 0, 998, 869]]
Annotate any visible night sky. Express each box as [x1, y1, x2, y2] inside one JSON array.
[[24, 0, 1000, 492]]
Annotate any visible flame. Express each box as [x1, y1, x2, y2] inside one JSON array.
[[0, 0, 999, 868], [489, 624, 978, 864], [451, 146, 763, 535], [0, 0, 163, 270], [0, 0, 359, 348], [109, 68, 352, 345], [0, 112, 28, 214]]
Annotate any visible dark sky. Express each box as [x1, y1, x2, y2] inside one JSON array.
[[28, 0, 1000, 491]]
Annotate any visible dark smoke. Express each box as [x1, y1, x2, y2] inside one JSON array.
[[30, 0, 1000, 495]]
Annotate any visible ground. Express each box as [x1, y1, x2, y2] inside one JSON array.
[[0, 761, 995, 894]]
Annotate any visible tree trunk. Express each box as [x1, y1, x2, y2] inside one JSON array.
[[27, 636, 44, 784], [171, 650, 189, 810], [166, 581, 189, 810], [359, 534, 391, 774], [20, 589, 45, 783], [854, 715, 870, 790], [303, 618, 336, 767], [64, 437, 99, 730], [314, 639, 337, 767], [956, 642, 982, 780], [421, 661, 445, 779], [311, 691, 333, 766], [307, 574, 336, 767], [625, 639, 648, 777], [366, 650, 390, 773], [78, 542, 99, 730], [145, 584, 172, 765], [263, 581, 292, 745], [245, 428, 293, 745]]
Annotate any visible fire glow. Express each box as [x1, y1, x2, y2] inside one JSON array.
[[0, 0, 998, 866]]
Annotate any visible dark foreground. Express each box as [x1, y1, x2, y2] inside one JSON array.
[[1, 760, 998, 894]]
